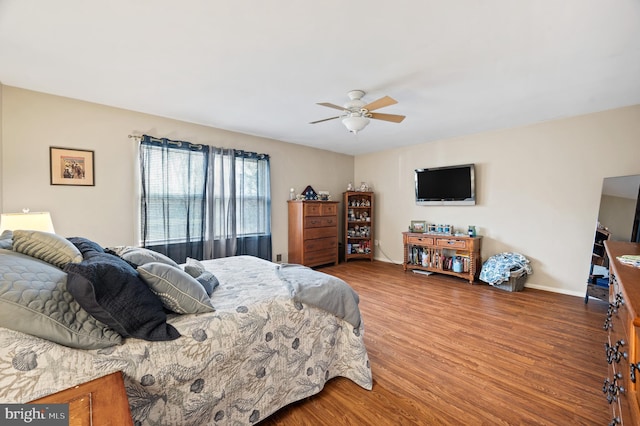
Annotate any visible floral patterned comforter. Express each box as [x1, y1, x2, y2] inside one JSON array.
[[0, 256, 372, 425]]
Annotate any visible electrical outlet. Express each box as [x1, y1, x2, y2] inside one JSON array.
[[374, 240, 379, 246]]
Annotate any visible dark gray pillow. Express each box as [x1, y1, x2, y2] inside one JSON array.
[[0, 249, 122, 349], [64, 253, 180, 341], [196, 271, 219, 296], [138, 262, 215, 314], [67, 237, 105, 256]]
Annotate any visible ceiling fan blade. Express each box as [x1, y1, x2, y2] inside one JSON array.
[[363, 96, 397, 112], [369, 112, 406, 123], [309, 116, 341, 124], [317, 102, 347, 111]]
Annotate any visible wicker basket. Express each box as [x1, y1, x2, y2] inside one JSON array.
[[492, 268, 527, 292]]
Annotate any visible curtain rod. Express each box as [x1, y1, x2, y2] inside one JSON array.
[[129, 134, 204, 150]]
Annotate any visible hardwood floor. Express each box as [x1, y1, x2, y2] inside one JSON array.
[[261, 260, 610, 425]]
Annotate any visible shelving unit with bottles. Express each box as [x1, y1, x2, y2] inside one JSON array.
[[344, 191, 374, 262], [402, 232, 482, 283]]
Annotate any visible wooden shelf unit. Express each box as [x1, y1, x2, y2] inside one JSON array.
[[402, 232, 482, 283], [344, 191, 374, 262]]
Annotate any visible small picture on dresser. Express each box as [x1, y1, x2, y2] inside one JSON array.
[[410, 221, 426, 233]]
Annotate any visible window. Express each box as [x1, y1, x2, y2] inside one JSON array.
[[139, 136, 271, 262]]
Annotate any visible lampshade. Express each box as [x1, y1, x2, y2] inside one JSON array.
[[0, 211, 55, 234], [342, 114, 370, 134]]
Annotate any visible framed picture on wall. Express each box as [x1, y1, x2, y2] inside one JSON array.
[[50, 147, 95, 186]]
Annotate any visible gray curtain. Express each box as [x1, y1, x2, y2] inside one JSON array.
[[203, 148, 272, 260], [140, 135, 271, 263], [139, 135, 209, 263], [204, 147, 236, 258]]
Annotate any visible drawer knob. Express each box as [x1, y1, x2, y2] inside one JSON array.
[[602, 376, 625, 404], [631, 363, 640, 383]]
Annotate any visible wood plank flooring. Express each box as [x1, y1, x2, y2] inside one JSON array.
[[261, 260, 610, 425]]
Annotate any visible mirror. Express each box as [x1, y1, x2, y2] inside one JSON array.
[[598, 175, 640, 242], [585, 174, 640, 303]]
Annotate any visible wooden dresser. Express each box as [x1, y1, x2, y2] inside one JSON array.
[[603, 241, 640, 424], [288, 200, 339, 267], [30, 371, 133, 426]]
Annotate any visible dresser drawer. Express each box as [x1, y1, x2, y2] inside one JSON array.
[[305, 226, 337, 240], [304, 237, 338, 252], [436, 238, 468, 249], [304, 250, 337, 267], [407, 235, 434, 246], [304, 203, 337, 216], [305, 215, 337, 228]]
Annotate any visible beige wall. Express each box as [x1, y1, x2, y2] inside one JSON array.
[[3, 85, 640, 296], [355, 105, 640, 295], [0, 86, 354, 261]]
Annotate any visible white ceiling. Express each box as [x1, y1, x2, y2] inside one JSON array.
[[1, 1, 639, 156]]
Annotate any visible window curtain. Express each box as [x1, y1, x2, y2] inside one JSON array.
[[140, 135, 271, 263], [139, 135, 209, 263], [203, 147, 236, 258], [234, 150, 271, 260], [203, 148, 272, 260]]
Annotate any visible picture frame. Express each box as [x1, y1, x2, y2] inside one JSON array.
[[410, 220, 426, 233], [50, 147, 95, 186]]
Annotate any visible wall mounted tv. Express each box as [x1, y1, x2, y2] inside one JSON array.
[[415, 164, 476, 206]]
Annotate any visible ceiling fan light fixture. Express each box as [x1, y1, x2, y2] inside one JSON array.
[[342, 114, 370, 134]]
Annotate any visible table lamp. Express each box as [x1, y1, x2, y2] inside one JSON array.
[[0, 209, 55, 234]]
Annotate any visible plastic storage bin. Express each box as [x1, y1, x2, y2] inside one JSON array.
[[492, 267, 527, 292]]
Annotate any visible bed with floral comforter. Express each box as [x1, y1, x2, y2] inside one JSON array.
[[0, 232, 372, 425]]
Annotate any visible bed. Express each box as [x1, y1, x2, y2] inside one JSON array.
[[0, 230, 372, 425]]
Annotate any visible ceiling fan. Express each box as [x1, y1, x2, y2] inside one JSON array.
[[310, 90, 406, 134]]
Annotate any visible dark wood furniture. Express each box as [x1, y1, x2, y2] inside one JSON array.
[[288, 200, 339, 267], [402, 232, 481, 283], [30, 371, 133, 426], [603, 240, 640, 424], [344, 191, 374, 262]]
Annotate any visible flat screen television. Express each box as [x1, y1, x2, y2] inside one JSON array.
[[415, 164, 476, 206]]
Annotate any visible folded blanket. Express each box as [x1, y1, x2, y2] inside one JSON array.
[[277, 264, 361, 328]]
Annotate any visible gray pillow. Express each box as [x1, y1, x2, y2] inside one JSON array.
[[13, 230, 82, 269], [109, 246, 179, 268], [184, 257, 205, 278], [138, 262, 215, 314], [12, 230, 83, 269], [0, 249, 122, 349], [0, 230, 12, 249]]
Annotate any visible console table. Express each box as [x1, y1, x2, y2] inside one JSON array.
[[402, 232, 482, 283]]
